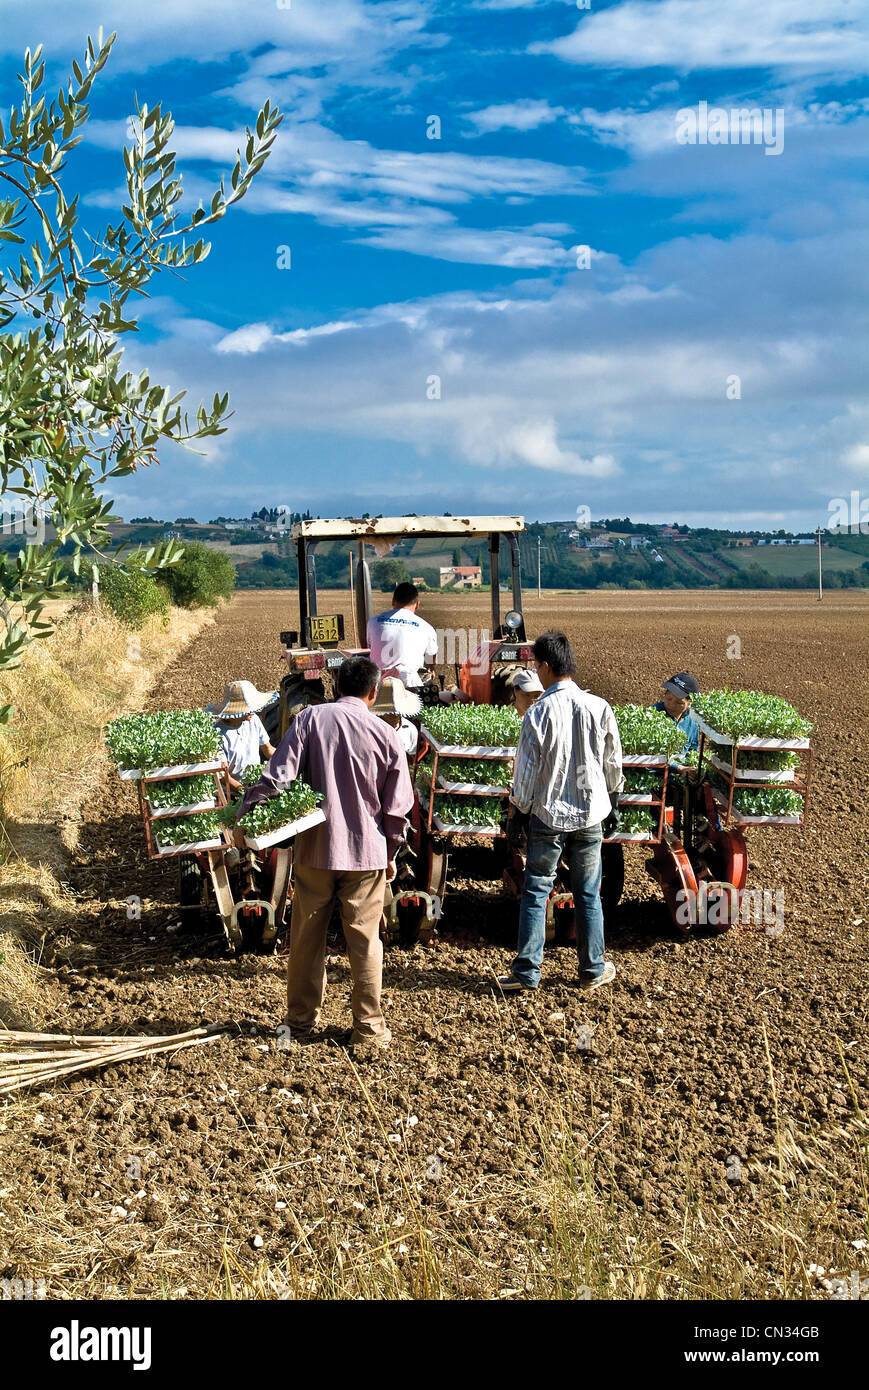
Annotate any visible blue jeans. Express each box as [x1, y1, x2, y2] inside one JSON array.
[[512, 816, 606, 988]]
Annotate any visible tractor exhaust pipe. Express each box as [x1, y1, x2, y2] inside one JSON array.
[[354, 543, 372, 649]]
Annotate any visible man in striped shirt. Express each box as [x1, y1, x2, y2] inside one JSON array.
[[496, 631, 623, 994]]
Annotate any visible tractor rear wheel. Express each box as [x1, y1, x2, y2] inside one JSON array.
[[178, 855, 204, 929], [600, 842, 625, 915], [279, 672, 327, 738], [261, 697, 282, 744]]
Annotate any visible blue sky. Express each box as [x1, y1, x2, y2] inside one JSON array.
[[2, 0, 868, 528]]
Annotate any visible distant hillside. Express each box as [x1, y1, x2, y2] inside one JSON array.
[[4, 515, 868, 592]]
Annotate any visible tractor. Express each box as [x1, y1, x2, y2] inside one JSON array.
[[275, 514, 534, 734], [275, 515, 625, 943]]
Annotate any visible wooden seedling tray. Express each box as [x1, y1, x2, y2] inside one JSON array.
[[420, 728, 517, 759], [147, 799, 219, 818], [705, 752, 796, 784], [431, 813, 502, 837], [710, 788, 803, 827], [436, 776, 510, 795], [119, 759, 226, 781], [152, 835, 225, 857], [242, 808, 326, 851], [420, 795, 502, 837], [694, 717, 810, 751]]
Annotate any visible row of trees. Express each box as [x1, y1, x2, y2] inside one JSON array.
[[100, 541, 236, 627]]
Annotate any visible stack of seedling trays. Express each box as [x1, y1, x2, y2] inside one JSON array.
[[692, 691, 813, 827], [418, 705, 521, 836], [611, 705, 688, 843], [106, 709, 230, 857]]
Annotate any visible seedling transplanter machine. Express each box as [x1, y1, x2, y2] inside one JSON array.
[[276, 516, 815, 942], [107, 711, 325, 953], [400, 676, 816, 944], [663, 694, 814, 932]]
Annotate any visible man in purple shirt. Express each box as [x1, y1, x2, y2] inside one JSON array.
[[241, 657, 413, 1050]]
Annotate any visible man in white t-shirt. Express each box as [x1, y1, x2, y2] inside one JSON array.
[[366, 582, 438, 690], [207, 680, 277, 792]]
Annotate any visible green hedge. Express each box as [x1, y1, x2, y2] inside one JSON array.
[[100, 566, 170, 629], [162, 542, 236, 608]]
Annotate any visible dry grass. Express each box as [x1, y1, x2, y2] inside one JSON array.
[[0, 600, 215, 1028], [0, 599, 213, 838], [168, 1041, 868, 1301]]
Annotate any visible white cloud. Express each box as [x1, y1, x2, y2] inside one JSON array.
[[216, 319, 357, 354], [214, 323, 275, 356], [844, 443, 869, 470], [575, 105, 683, 155], [0, 0, 439, 74], [462, 417, 618, 476], [355, 224, 573, 267], [575, 97, 869, 160], [83, 119, 590, 208], [533, 0, 869, 72], [465, 100, 566, 135], [114, 206, 869, 523], [82, 117, 591, 267], [472, 1, 575, 8]]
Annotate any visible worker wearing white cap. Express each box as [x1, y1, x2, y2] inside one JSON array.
[[510, 667, 544, 718], [207, 680, 277, 791]]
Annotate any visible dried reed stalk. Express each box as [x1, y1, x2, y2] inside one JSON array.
[[0, 1026, 226, 1096]]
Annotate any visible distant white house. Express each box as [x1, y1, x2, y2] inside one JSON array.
[[440, 564, 482, 589], [628, 535, 649, 549]]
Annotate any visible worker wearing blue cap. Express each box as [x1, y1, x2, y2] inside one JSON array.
[[653, 672, 700, 754]]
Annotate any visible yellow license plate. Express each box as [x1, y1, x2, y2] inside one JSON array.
[[309, 614, 341, 645]]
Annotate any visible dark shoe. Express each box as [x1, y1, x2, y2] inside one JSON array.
[[578, 961, 616, 991], [493, 973, 535, 994]]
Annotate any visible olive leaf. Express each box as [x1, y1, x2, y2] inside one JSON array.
[[0, 33, 282, 714]]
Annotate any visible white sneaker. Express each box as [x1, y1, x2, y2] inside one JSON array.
[[579, 961, 616, 991], [492, 973, 535, 994]]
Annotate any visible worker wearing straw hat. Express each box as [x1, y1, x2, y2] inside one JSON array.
[[371, 676, 422, 756], [208, 680, 277, 792]]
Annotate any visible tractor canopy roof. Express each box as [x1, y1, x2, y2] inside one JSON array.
[[290, 515, 524, 542]]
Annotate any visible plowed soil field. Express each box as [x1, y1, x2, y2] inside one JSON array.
[[2, 590, 867, 1300]]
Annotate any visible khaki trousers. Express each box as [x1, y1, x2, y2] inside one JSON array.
[[286, 862, 388, 1041]]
